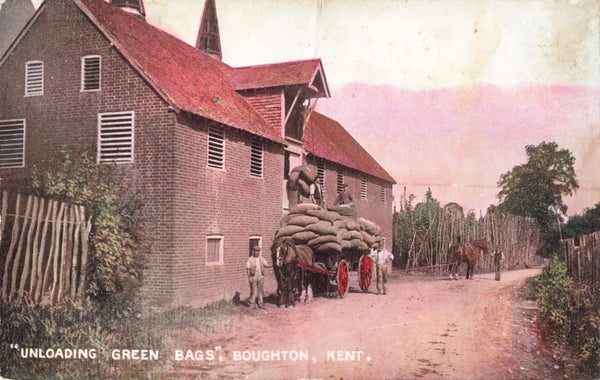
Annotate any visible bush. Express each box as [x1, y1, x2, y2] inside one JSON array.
[[537, 258, 600, 375], [29, 147, 146, 310]]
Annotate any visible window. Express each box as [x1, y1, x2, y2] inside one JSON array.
[[0, 119, 25, 168], [380, 185, 386, 204], [208, 126, 224, 169], [360, 179, 367, 200], [97, 111, 134, 163], [206, 235, 224, 265], [250, 138, 263, 177], [81, 55, 101, 91], [25, 61, 43, 96], [336, 167, 344, 193], [248, 236, 262, 257]]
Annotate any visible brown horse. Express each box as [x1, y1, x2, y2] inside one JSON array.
[[448, 239, 489, 280], [271, 237, 314, 307]]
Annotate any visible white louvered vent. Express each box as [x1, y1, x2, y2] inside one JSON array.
[[317, 161, 325, 194], [98, 112, 134, 163], [208, 126, 224, 169], [361, 178, 367, 200], [380, 186, 386, 204], [336, 167, 344, 193], [250, 138, 263, 177], [25, 61, 43, 96], [0, 119, 25, 168]]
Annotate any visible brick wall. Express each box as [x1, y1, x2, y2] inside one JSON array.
[[0, 0, 178, 306], [0, 0, 286, 308], [169, 115, 284, 306]]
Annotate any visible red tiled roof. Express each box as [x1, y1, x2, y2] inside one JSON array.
[[304, 111, 396, 184], [73, 0, 284, 144], [224, 59, 329, 96]]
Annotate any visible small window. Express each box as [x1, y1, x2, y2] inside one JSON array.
[[208, 126, 224, 169], [0, 119, 25, 168], [248, 236, 262, 257], [81, 55, 101, 91], [380, 186, 386, 204], [336, 167, 344, 193], [250, 138, 263, 177], [98, 111, 134, 163], [25, 61, 43, 96], [360, 179, 367, 200], [206, 235, 224, 265]]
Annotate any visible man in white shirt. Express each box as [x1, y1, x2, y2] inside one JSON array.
[[246, 246, 271, 308], [369, 242, 394, 295]]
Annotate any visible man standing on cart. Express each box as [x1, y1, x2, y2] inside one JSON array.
[[370, 242, 394, 295], [334, 184, 354, 205]]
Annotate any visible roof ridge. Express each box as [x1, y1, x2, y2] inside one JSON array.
[[231, 58, 322, 71]]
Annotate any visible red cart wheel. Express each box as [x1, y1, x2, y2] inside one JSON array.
[[337, 260, 349, 298], [359, 255, 372, 292]]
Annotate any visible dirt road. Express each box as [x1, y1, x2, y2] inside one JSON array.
[[174, 268, 563, 379]]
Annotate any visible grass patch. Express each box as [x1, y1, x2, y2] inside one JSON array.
[[1, 297, 240, 379]]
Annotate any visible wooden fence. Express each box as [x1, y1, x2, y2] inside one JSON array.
[[0, 191, 91, 304], [397, 210, 542, 275], [563, 231, 600, 283]]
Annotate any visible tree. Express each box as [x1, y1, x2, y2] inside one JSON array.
[[496, 141, 578, 228], [564, 202, 600, 239]]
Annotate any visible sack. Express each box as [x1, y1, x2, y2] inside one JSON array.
[[306, 220, 335, 235], [291, 231, 319, 244], [360, 230, 375, 246], [306, 209, 341, 223], [345, 220, 362, 232], [287, 214, 319, 227], [307, 234, 339, 248], [315, 242, 342, 254], [358, 217, 381, 236], [336, 228, 351, 241], [349, 230, 363, 240], [289, 203, 321, 214], [333, 219, 347, 230], [275, 225, 305, 239], [328, 204, 356, 217]]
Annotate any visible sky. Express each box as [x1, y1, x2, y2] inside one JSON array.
[[16, 0, 600, 215], [149, 0, 600, 216]]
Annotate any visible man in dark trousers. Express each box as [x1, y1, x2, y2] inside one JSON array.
[[334, 184, 354, 205]]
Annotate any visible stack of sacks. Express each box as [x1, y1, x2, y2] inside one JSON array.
[[276, 203, 381, 256]]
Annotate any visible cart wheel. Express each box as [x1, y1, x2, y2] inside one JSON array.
[[359, 255, 372, 292], [337, 260, 349, 298]]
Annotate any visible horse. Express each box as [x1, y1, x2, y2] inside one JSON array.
[[271, 237, 314, 307], [448, 239, 489, 280]]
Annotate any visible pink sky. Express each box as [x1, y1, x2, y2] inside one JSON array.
[[316, 83, 600, 215], [17, 0, 597, 217]]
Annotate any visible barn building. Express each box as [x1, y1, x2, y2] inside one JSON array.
[[0, 0, 395, 307]]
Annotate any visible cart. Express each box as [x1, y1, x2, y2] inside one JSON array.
[[297, 249, 373, 298]]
